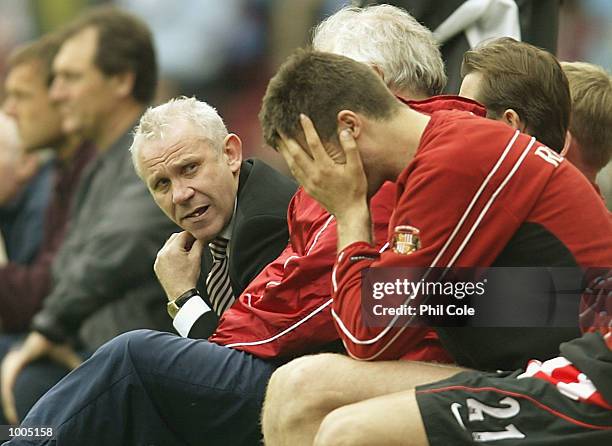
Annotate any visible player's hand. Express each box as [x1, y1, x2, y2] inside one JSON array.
[[1, 332, 82, 424], [278, 114, 369, 220], [154, 231, 204, 301]]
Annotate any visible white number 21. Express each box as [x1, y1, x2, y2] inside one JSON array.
[[467, 397, 526, 442]]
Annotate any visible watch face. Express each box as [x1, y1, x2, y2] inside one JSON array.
[[167, 289, 200, 319], [167, 301, 180, 319]]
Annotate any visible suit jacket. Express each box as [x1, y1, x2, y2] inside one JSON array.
[[191, 159, 297, 338]]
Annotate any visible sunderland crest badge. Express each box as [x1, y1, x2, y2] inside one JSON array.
[[392, 225, 421, 255]]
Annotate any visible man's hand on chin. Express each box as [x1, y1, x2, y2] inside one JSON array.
[[154, 231, 204, 301]]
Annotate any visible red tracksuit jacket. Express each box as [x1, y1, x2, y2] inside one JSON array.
[[332, 109, 612, 361]]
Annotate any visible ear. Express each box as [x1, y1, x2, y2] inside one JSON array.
[[222, 133, 243, 174], [501, 109, 526, 132], [560, 131, 572, 157], [111, 71, 136, 99], [336, 110, 362, 140]]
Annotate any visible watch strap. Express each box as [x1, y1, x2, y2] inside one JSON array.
[[167, 288, 200, 319]]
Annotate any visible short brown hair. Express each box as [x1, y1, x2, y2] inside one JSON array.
[[461, 37, 570, 153], [561, 61, 612, 170], [260, 49, 400, 149], [7, 33, 62, 85], [64, 6, 157, 104]]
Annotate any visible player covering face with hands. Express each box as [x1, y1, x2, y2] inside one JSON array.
[[260, 49, 612, 446]]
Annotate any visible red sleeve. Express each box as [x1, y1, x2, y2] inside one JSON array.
[[331, 128, 534, 360], [211, 189, 339, 357], [212, 184, 396, 358]]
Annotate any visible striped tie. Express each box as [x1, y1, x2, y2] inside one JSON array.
[[206, 237, 235, 315]]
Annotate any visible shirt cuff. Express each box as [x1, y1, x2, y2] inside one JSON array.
[[173, 296, 212, 338], [337, 241, 378, 264]]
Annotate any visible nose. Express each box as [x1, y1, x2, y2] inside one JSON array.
[[49, 77, 65, 103], [172, 180, 195, 205]]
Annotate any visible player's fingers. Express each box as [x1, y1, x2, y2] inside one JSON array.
[[300, 114, 329, 162], [340, 129, 364, 172], [277, 137, 309, 184]]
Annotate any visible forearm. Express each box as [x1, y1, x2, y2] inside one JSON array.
[[335, 202, 373, 253], [331, 251, 415, 361]]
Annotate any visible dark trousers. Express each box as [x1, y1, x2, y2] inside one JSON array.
[[3, 330, 277, 446]]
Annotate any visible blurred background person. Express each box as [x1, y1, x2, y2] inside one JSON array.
[[561, 61, 612, 195], [558, 0, 612, 207], [0, 112, 51, 266], [0, 7, 176, 424], [0, 34, 95, 333]]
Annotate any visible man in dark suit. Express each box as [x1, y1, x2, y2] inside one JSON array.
[[3, 96, 297, 446], [131, 96, 296, 338]]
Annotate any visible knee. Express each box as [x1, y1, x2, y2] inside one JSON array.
[[267, 353, 345, 408], [96, 329, 158, 369], [263, 354, 347, 432], [314, 406, 368, 446]]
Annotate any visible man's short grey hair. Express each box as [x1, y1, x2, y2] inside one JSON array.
[[312, 4, 446, 96], [0, 112, 22, 165], [130, 96, 228, 177]]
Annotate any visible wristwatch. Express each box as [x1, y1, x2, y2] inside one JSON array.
[[167, 288, 200, 319]]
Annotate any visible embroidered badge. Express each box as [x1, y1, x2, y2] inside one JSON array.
[[392, 225, 421, 255]]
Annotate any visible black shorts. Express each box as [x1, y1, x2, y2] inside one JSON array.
[[415, 370, 612, 445]]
